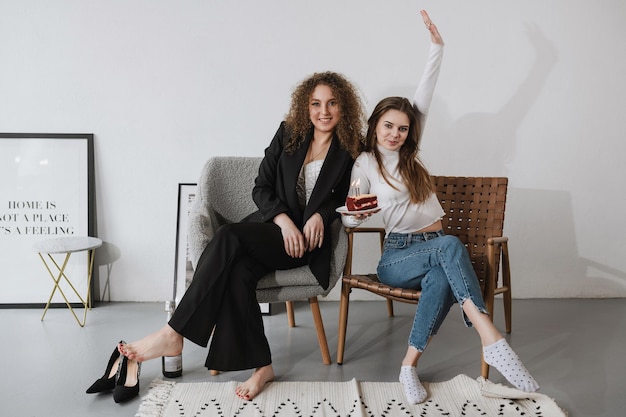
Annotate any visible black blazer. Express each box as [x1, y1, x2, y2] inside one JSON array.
[[243, 122, 354, 289]]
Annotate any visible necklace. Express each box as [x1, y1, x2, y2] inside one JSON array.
[[307, 141, 331, 164]]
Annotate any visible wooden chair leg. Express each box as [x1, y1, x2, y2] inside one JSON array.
[[286, 301, 295, 327], [386, 299, 394, 317], [308, 297, 331, 365], [502, 243, 513, 333], [481, 354, 490, 379], [503, 289, 512, 334], [501, 241, 512, 333], [481, 297, 494, 380], [336, 282, 351, 365]]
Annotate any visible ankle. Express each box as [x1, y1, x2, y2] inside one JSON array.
[[401, 346, 420, 367], [255, 365, 274, 380], [163, 325, 181, 340], [483, 337, 505, 350]]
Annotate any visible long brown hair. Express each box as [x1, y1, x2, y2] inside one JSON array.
[[284, 72, 365, 159], [365, 96, 433, 203]]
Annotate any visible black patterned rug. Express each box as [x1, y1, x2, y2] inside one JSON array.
[[135, 374, 566, 417]]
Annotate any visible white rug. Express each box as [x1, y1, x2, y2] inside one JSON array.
[[135, 374, 567, 417]]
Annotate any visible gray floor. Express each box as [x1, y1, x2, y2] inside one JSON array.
[[1, 298, 625, 417]]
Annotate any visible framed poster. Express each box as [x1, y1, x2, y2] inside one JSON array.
[[173, 183, 270, 314], [173, 183, 197, 306], [0, 133, 95, 306]]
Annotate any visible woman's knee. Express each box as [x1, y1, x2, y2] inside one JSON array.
[[213, 223, 247, 244], [421, 268, 451, 295], [438, 235, 468, 257], [215, 223, 236, 236], [439, 234, 463, 248]]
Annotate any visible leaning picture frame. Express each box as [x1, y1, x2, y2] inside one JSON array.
[[0, 133, 95, 306], [173, 183, 198, 307], [172, 183, 271, 315]]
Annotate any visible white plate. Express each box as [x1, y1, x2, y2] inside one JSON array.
[[336, 205, 381, 215]]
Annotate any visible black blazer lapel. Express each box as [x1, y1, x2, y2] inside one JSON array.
[[306, 145, 332, 213], [304, 137, 351, 222]]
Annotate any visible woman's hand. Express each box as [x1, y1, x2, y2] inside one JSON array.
[[303, 213, 325, 251], [421, 10, 444, 45], [340, 208, 380, 228], [273, 213, 305, 258], [352, 208, 380, 220]]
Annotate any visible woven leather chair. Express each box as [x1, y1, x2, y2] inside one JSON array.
[[337, 176, 511, 378], [187, 156, 348, 365]]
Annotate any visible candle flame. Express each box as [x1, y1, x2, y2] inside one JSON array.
[[349, 179, 361, 196]]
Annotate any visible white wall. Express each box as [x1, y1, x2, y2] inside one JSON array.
[[1, 0, 625, 301]]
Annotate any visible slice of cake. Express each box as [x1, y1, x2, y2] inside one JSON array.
[[346, 194, 378, 211]]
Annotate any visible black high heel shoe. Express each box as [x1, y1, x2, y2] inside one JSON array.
[[86, 341, 124, 394], [113, 354, 142, 403]]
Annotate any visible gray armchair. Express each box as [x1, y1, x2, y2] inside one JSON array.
[[187, 156, 348, 364]]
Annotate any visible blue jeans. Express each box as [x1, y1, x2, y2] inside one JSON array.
[[377, 231, 488, 352]]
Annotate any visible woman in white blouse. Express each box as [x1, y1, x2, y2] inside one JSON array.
[[343, 10, 539, 405]]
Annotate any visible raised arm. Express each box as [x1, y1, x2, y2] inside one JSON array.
[[414, 10, 444, 136]]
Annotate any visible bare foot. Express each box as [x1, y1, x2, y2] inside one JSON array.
[[118, 325, 183, 362], [235, 365, 274, 401]]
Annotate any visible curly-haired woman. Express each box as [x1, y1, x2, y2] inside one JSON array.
[[86, 72, 366, 403]]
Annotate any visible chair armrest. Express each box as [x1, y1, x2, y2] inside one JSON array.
[[486, 236, 509, 273], [487, 236, 508, 245]]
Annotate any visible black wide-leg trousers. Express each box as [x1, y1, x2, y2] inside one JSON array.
[[168, 221, 309, 371]]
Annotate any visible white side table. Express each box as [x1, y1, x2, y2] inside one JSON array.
[[33, 236, 102, 327]]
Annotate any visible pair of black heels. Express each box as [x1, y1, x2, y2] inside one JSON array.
[[86, 341, 141, 403]]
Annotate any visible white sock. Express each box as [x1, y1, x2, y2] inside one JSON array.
[[399, 366, 428, 404], [483, 338, 539, 392]]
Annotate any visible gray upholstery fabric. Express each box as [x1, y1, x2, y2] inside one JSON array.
[[187, 156, 348, 303]]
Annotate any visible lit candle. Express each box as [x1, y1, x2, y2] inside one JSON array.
[[349, 179, 361, 197]]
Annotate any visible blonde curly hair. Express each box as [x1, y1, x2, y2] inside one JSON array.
[[284, 72, 366, 158]]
